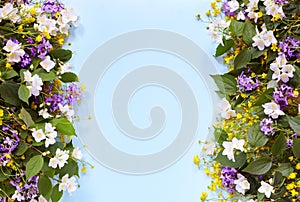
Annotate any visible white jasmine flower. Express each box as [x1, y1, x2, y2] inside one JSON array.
[[228, 0, 240, 12], [29, 74, 43, 96], [49, 148, 69, 169], [58, 103, 74, 121], [237, 11, 246, 20], [222, 141, 235, 161], [38, 108, 52, 119], [59, 174, 78, 195], [263, 101, 285, 119], [60, 8, 78, 26], [30, 195, 48, 202], [202, 142, 216, 155], [3, 39, 25, 63], [72, 147, 83, 160], [23, 70, 32, 82], [44, 123, 57, 148], [258, 181, 274, 198], [234, 174, 250, 195], [32, 129, 46, 143], [232, 137, 245, 152], [218, 98, 236, 119], [40, 56, 56, 72], [60, 62, 71, 74]]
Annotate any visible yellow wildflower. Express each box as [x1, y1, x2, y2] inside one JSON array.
[[295, 163, 300, 170], [290, 189, 299, 197], [288, 172, 297, 179], [193, 155, 200, 166], [200, 192, 208, 201]]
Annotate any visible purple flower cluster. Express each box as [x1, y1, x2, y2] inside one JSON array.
[[279, 37, 300, 60], [260, 118, 275, 136], [10, 175, 39, 201], [237, 71, 260, 92], [27, 37, 52, 59], [20, 53, 31, 68], [220, 166, 237, 193], [45, 83, 82, 111], [286, 138, 293, 147], [0, 126, 20, 166], [274, 0, 289, 5], [42, 0, 64, 15], [221, 1, 236, 16], [273, 84, 294, 109]]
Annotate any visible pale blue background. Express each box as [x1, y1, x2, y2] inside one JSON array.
[[61, 0, 225, 201]]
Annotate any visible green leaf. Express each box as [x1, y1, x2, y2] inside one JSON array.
[[18, 85, 30, 105], [50, 118, 76, 135], [229, 20, 244, 36], [292, 138, 300, 159], [0, 167, 11, 181], [26, 155, 44, 180], [273, 171, 283, 186], [276, 163, 294, 177], [60, 72, 79, 83], [41, 160, 56, 178], [38, 176, 53, 200], [214, 127, 228, 145], [14, 142, 29, 156], [0, 81, 21, 106], [250, 47, 266, 59], [254, 88, 274, 106], [287, 116, 300, 134], [214, 152, 246, 168], [247, 124, 268, 148], [211, 74, 237, 96], [32, 57, 42, 69], [243, 20, 256, 46], [51, 185, 63, 202], [215, 39, 234, 57], [20, 107, 34, 128], [37, 71, 56, 81], [242, 157, 272, 175], [50, 49, 72, 62], [234, 48, 252, 69], [1, 70, 18, 79], [271, 134, 286, 156], [58, 159, 79, 177]]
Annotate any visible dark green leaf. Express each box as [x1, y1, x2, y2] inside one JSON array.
[[234, 49, 252, 69], [38, 176, 53, 200], [247, 124, 268, 147], [51, 185, 63, 202], [271, 134, 286, 156], [242, 157, 272, 175], [229, 20, 244, 36], [37, 71, 56, 81], [0, 167, 11, 181], [214, 127, 228, 145], [214, 152, 246, 168], [254, 88, 274, 106], [14, 142, 29, 156], [32, 57, 42, 69], [211, 74, 237, 96], [287, 116, 300, 135], [292, 138, 300, 159], [50, 49, 72, 62], [60, 72, 79, 83], [0, 81, 21, 106], [273, 171, 283, 186], [20, 107, 34, 128], [18, 85, 30, 105], [250, 47, 266, 59], [50, 118, 76, 135], [48, 142, 64, 155], [276, 163, 294, 177], [26, 155, 44, 180], [1, 70, 18, 79], [58, 159, 79, 177], [243, 20, 256, 46], [215, 39, 234, 57]]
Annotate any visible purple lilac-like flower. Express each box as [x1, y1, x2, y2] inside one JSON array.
[[45, 93, 64, 111], [27, 37, 34, 44], [279, 37, 300, 60], [274, 0, 289, 4], [42, 0, 64, 15], [286, 139, 293, 147], [221, 1, 236, 16], [237, 71, 260, 92], [63, 83, 82, 105], [292, 133, 298, 138], [273, 84, 295, 109], [0, 197, 5, 202], [20, 53, 32, 68], [0, 153, 11, 166], [36, 38, 53, 59], [260, 118, 275, 136], [220, 166, 237, 193], [0, 126, 20, 152], [10, 175, 39, 201]]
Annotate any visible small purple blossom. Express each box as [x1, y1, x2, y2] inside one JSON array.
[[274, 0, 289, 5], [237, 71, 260, 92], [260, 118, 275, 136], [36, 38, 53, 59], [273, 84, 295, 109], [42, 0, 64, 15], [0, 126, 20, 152], [222, 1, 236, 16], [279, 37, 300, 60], [286, 138, 293, 147], [27, 37, 35, 44], [220, 166, 237, 193], [10, 175, 39, 201], [20, 53, 32, 68]]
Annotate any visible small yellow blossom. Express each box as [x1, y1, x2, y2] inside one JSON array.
[[36, 35, 43, 42], [205, 10, 211, 16], [296, 163, 300, 170], [6, 63, 12, 69], [288, 172, 297, 179], [257, 12, 263, 18], [81, 167, 87, 173], [290, 189, 299, 197], [193, 155, 200, 166], [200, 192, 208, 201]]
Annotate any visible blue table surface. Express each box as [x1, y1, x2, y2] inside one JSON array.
[[60, 0, 226, 201]]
